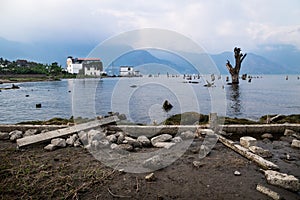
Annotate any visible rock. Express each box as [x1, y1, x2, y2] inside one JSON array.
[[78, 131, 88, 144], [74, 138, 82, 147], [87, 129, 106, 142], [137, 135, 151, 147], [23, 129, 38, 137], [240, 136, 257, 148], [249, 146, 272, 158], [118, 114, 127, 120], [143, 155, 164, 169], [234, 171, 241, 176], [44, 144, 56, 151], [264, 170, 300, 192], [145, 173, 156, 181], [9, 130, 23, 141], [118, 144, 134, 151], [117, 132, 125, 144], [261, 133, 273, 140], [151, 134, 172, 146], [198, 129, 214, 136], [291, 139, 300, 148], [124, 136, 141, 148], [284, 129, 296, 136], [180, 130, 195, 140], [106, 134, 117, 143], [66, 134, 78, 146], [152, 142, 175, 149], [0, 132, 9, 140], [110, 143, 119, 150], [51, 138, 66, 147], [193, 161, 205, 168], [171, 136, 183, 143]]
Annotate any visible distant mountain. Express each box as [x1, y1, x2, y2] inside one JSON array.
[[0, 37, 299, 74]]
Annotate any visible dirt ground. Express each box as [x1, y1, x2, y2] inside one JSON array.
[[0, 136, 299, 200]]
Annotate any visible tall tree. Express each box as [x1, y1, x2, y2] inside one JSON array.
[[226, 47, 247, 84]]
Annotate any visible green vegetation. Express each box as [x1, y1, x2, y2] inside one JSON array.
[[162, 112, 209, 125], [0, 57, 76, 81], [17, 116, 93, 125]]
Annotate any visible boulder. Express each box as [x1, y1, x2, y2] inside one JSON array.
[[180, 131, 195, 140], [87, 129, 106, 143], [264, 170, 300, 192], [66, 134, 78, 146], [261, 133, 273, 140], [0, 132, 9, 140], [9, 130, 23, 141], [117, 132, 125, 144], [73, 138, 82, 147], [291, 139, 300, 148], [23, 129, 38, 137], [143, 155, 164, 169], [284, 129, 296, 137], [151, 134, 172, 146], [171, 136, 183, 143], [124, 136, 141, 148], [240, 136, 257, 148], [152, 142, 175, 149], [137, 135, 151, 147], [249, 146, 272, 158], [106, 134, 117, 143], [44, 144, 56, 151], [51, 138, 66, 147], [78, 131, 88, 144]]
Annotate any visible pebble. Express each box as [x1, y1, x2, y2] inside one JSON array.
[[234, 171, 241, 176]]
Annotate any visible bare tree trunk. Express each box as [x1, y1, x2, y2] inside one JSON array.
[[226, 47, 247, 84]]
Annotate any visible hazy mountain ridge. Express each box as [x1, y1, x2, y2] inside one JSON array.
[[0, 37, 299, 74]]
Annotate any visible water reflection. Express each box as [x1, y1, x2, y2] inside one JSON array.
[[227, 84, 242, 116]]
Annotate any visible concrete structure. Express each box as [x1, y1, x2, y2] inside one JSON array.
[[66, 57, 103, 76], [119, 66, 141, 77]]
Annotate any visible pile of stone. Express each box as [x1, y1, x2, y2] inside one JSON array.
[[0, 129, 42, 142], [42, 128, 197, 152]]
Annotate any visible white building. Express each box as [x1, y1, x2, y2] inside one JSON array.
[[66, 57, 103, 76], [119, 66, 140, 77]]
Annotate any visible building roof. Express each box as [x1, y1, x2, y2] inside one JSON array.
[[77, 58, 101, 61]]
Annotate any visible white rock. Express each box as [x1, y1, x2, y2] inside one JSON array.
[[0, 132, 9, 140], [78, 131, 88, 144], [24, 129, 38, 137], [124, 136, 141, 148], [234, 171, 241, 176], [261, 133, 273, 139], [291, 139, 300, 148], [106, 134, 117, 143], [264, 170, 300, 192], [51, 138, 66, 147], [171, 136, 183, 143], [110, 143, 119, 150], [180, 131, 195, 140], [74, 138, 82, 147], [151, 134, 172, 145], [249, 146, 272, 158], [240, 136, 257, 148], [9, 130, 23, 141], [284, 129, 296, 136], [145, 173, 156, 181], [117, 132, 125, 144], [137, 135, 151, 147], [199, 129, 214, 136], [44, 144, 56, 151], [88, 129, 106, 143], [153, 142, 175, 149], [66, 134, 78, 146]]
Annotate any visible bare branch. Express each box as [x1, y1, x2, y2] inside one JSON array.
[[241, 53, 247, 63]]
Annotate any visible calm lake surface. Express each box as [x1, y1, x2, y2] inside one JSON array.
[[0, 75, 299, 124]]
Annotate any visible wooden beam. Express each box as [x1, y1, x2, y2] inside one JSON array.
[[17, 116, 119, 148], [218, 135, 279, 170]]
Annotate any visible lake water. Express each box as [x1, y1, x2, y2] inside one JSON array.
[[0, 75, 299, 124]]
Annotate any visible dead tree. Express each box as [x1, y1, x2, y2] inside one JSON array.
[[226, 47, 247, 84]]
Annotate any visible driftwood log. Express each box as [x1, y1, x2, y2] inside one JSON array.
[[17, 116, 119, 148], [218, 135, 279, 170]]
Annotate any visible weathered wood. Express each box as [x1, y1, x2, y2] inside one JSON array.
[[226, 47, 247, 84], [218, 135, 279, 170], [17, 116, 119, 148], [256, 184, 282, 200]]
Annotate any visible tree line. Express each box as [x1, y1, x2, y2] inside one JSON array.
[[0, 58, 70, 77]]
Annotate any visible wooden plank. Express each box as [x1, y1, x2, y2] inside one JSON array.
[[16, 116, 119, 148], [218, 135, 279, 170]]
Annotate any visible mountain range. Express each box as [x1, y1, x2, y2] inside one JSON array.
[[0, 37, 299, 74]]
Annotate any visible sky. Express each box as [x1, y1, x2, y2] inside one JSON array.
[[1, 0, 300, 59]]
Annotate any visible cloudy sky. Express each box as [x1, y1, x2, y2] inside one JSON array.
[[1, 0, 300, 56]]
